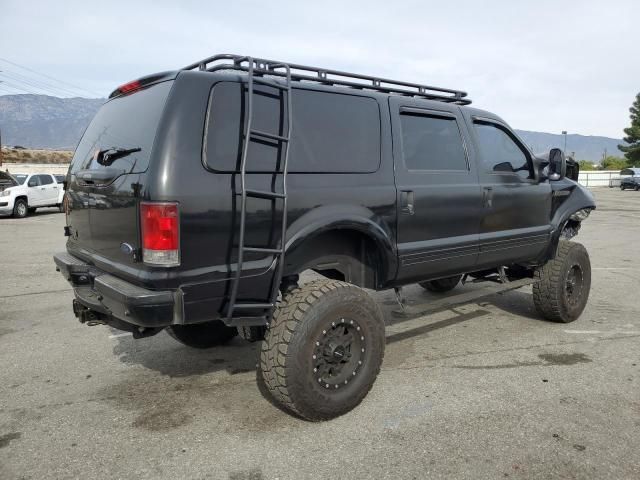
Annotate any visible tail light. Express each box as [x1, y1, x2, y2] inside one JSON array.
[[140, 202, 180, 266]]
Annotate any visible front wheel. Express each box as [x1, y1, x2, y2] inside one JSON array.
[[260, 279, 385, 421], [419, 275, 462, 293], [166, 321, 237, 348], [533, 241, 591, 323], [13, 199, 28, 218], [620, 185, 625, 190]]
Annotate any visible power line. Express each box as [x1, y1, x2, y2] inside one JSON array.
[[0, 57, 102, 97], [0, 79, 38, 94], [0, 71, 80, 97], [0, 69, 87, 97]]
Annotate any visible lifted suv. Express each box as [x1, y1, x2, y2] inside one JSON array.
[[54, 54, 595, 420]]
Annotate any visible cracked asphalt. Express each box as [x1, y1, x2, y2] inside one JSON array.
[[1, 188, 639, 479]]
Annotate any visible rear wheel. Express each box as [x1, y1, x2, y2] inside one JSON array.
[[419, 274, 462, 293], [166, 321, 237, 348], [260, 279, 385, 421], [13, 199, 28, 218], [533, 241, 591, 323]]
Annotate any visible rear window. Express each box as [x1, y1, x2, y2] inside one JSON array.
[[204, 82, 381, 173], [70, 81, 172, 174]]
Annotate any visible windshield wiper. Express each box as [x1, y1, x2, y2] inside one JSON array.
[[96, 147, 141, 166]]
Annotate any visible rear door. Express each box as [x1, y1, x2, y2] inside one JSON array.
[[37, 174, 59, 205], [66, 81, 173, 273], [390, 97, 483, 283], [466, 116, 552, 267]]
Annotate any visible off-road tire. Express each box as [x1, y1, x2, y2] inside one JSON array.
[[260, 279, 385, 421], [533, 240, 591, 323], [419, 274, 462, 293], [166, 321, 237, 348], [13, 199, 28, 218]]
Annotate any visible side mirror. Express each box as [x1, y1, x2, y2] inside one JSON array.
[[548, 148, 566, 181], [27, 179, 37, 188]]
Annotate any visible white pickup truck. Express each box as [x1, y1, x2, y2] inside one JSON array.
[[0, 172, 65, 218]]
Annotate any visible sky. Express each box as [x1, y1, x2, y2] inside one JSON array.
[[0, 0, 637, 138]]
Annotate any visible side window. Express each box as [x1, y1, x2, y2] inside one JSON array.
[[38, 175, 54, 185], [473, 122, 531, 179], [399, 113, 468, 171], [204, 82, 381, 173]]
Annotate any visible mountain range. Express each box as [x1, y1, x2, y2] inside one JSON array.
[[0, 94, 626, 162]]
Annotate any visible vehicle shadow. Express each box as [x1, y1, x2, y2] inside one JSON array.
[[31, 208, 63, 216], [481, 289, 541, 321], [112, 331, 259, 378]]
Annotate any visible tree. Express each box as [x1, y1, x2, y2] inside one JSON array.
[[601, 155, 628, 171], [578, 160, 595, 171], [619, 92, 640, 166]]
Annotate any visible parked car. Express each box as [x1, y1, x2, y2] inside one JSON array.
[[0, 172, 65, 217], [54, 54, 596, 421], [620, 168, 640, 190]]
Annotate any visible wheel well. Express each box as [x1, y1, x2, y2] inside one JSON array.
[[284, 229, 385, 289], [14, 195, 28, 205]]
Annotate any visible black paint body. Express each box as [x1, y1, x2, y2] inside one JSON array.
[[56, 69, 596, 329]]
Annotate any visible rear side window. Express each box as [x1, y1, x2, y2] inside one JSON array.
[[399, 113, 468, 171], [204, 82, 381, 173], [473, 121, 531, 178], [70, 81, 173, 174], [38, 174, 54, 185]]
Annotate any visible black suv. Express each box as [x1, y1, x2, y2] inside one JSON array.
[[54, 54, 595, 421], [620, 168, 640, 190]]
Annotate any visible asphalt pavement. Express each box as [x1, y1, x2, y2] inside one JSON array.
[[0, 188, 639, 479]]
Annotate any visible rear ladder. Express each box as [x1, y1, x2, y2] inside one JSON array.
[[225, 57, 293, 326]]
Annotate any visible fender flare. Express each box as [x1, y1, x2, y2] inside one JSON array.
[[284, 205, 397, 286], [540, 182, 596, 262]]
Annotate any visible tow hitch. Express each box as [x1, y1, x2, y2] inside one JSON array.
[[72, 300, 107, 326], [71, 299, 163, 339]]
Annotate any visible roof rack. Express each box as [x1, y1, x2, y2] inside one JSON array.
[[182, 54, 471, 105]]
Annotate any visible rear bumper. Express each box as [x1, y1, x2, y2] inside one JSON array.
[[54, 251, 181, 328]]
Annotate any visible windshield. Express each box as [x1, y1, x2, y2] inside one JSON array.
[[69, 81, 172, 175], [15, 174, 27, 185]]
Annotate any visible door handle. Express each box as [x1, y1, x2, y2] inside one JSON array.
[[40, 187, 46, 190], [483, 187, 493, 208], [401, 190, 414, 215]]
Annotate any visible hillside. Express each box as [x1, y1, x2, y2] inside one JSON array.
[[515, 130, 623, 163], [0, 147, 73, 164], [0, 94, 104, 150], [0, 94, 626, 162]]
